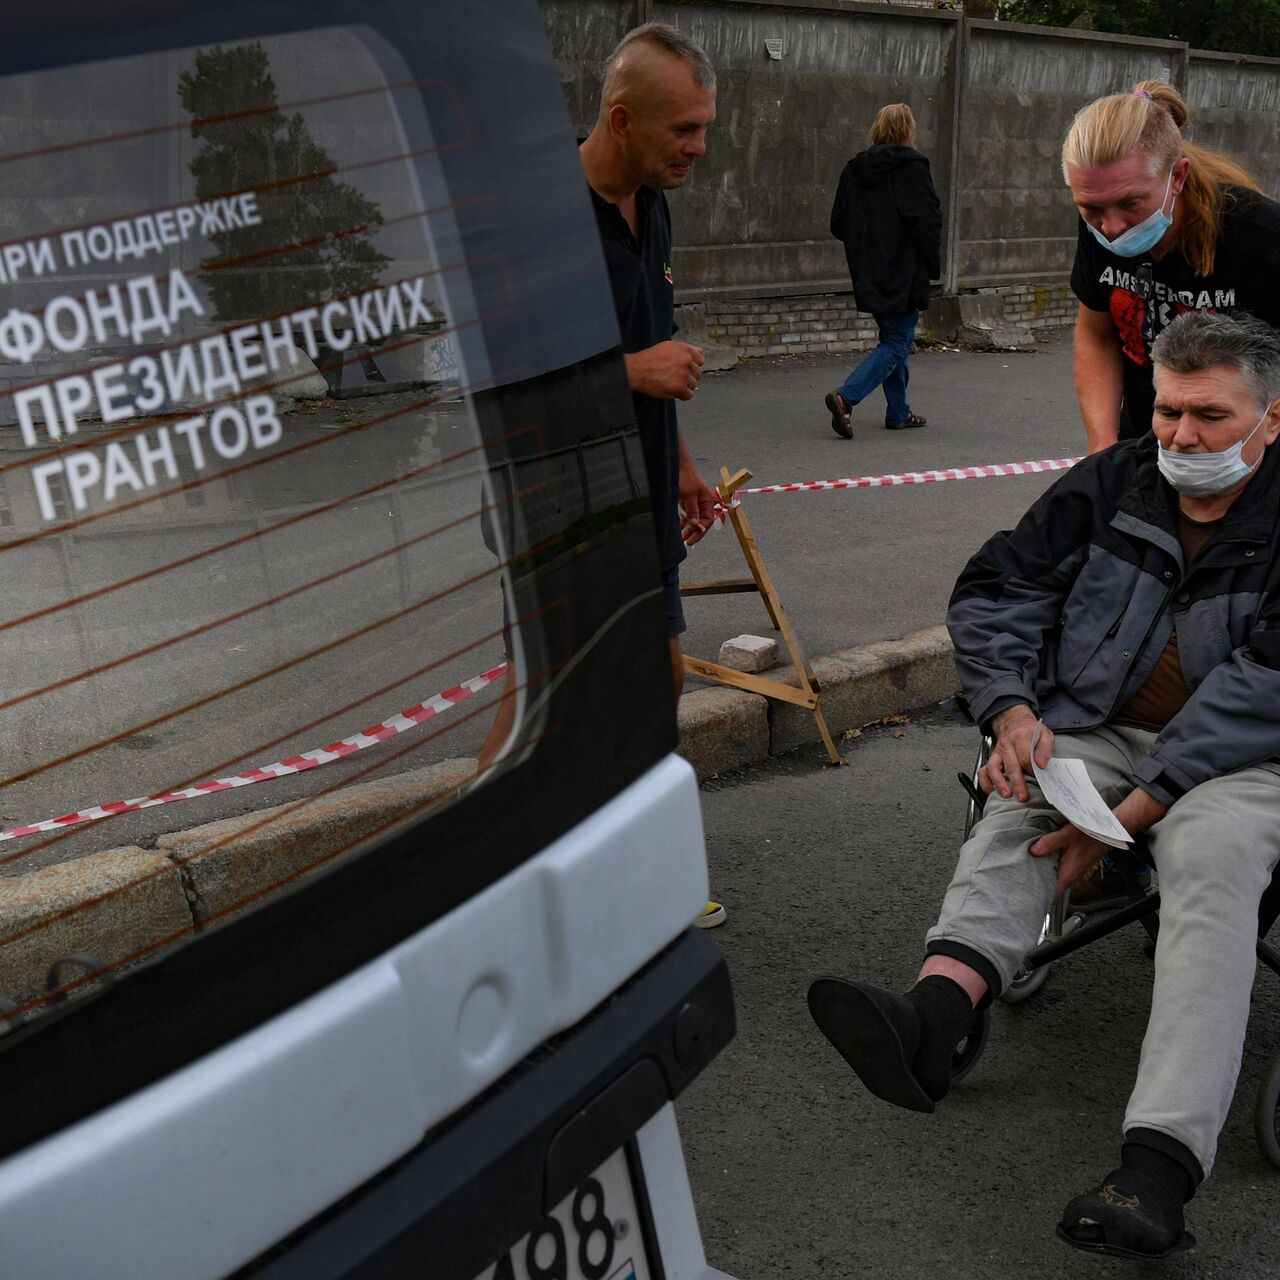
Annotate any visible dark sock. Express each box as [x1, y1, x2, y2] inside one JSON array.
[[903, 975, 975, 1100], [1121, 1139, 1195, 1205]]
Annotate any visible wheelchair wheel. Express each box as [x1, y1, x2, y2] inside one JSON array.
[[1000, 911, 1084, 1006], [1001, 959, 1050, 1005], [1254, 1053, 1280, 1170], [950, 1008, 991, 1084]]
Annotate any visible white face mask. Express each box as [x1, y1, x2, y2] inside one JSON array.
[[1157, 401, 1274, 497]]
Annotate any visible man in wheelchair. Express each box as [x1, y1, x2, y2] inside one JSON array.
[[809, 309, 1280, 1261]]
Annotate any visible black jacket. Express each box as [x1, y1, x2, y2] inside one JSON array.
[[829, 144, 942, 314], [947, 435, 1280, 807]]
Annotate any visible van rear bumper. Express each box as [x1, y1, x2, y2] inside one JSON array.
[[240, 926, 735, 1279]]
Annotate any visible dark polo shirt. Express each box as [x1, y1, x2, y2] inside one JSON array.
[[589, 183, 683, 574]]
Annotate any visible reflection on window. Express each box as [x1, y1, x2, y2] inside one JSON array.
[[178, 42, 391, 325], [0, 28, 526, 1027]]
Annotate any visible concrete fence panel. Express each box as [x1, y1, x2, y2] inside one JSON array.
[[655, 0, 957, 298], [540, 0, 635, 129], [1186, 51, 1280, 200]]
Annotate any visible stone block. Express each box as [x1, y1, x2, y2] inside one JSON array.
[[0, 847, 191, 1002], [701, 343, 739, 372], [429, 333, 463, 383], [670, 303, 739, 371], [244, 346, 328, 400], [158, 757, 477, 923], [677, 686, 770, 778], [718, 634, 780, 674], [953, 293, 1036, 351]]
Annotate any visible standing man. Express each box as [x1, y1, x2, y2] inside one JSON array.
[[579, 23, 725, 927], [1065, 79, 1280, 453], [825, 102, 941, 438]]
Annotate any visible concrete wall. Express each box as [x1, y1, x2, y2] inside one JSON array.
[[651, 1, 958, 297], [1186, 50, 1280, 202], [538, 0, 1280, 297]]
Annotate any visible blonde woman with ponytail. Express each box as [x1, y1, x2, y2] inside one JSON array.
[[1064, 80, 1280, 451]]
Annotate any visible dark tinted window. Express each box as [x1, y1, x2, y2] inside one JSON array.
[[0, 2, 674, 1149]]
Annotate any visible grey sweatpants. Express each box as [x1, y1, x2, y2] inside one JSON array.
[[926, 725, 1280, 1176]]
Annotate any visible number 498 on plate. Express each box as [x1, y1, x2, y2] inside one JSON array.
[[476, 1149, 654, 1280]]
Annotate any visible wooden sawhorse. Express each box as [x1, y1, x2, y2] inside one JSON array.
[[680, 466, 842, 765]]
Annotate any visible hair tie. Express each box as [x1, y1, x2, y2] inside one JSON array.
[[1131, 88, 1152, 99]]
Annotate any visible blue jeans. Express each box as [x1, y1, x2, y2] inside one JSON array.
[[838, 310, 917, 425]]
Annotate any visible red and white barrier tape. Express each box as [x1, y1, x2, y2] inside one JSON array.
[[0, 663, 509, 844], [6, 454, 1081, 844], [709, 455, 1083, 522]]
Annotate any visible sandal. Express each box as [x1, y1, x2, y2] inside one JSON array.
[[825, 390, 853, 439], [885, 412, 927, 430], [1056, 1170, 1196, 1261]]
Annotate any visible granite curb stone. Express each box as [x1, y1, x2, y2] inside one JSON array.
[[678, 625, 955, 775], [677, 686, 770, 777], [157, 757, 477, 923], [0, 846, 191, 1003], [765, 625, 958, 756]]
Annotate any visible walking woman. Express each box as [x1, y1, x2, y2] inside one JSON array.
[[825, 102, 942, 438]]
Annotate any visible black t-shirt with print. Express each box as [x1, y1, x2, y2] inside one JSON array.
[[589, 184, 684, 574], [1071, 186, 1280, 440]]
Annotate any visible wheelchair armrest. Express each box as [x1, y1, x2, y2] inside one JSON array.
[[957, 771, 986, 815]]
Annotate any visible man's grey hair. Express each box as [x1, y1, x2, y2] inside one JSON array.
[[1152, 310, 1280, 408], [601, 22, 716, 103]]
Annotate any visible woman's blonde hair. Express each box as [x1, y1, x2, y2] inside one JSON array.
[[870, 103, 915, 147], [1061, 80, 1260, 276]]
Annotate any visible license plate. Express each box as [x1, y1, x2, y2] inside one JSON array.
[[474, 1148, 654, 1280]]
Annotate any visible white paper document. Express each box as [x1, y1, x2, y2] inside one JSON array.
[[1030, 724, 1132, 849]]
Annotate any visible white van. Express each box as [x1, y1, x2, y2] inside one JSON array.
[[0, 5, 734, 1277]]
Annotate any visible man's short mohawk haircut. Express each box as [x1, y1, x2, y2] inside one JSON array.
[[601, 21, 716, 101]]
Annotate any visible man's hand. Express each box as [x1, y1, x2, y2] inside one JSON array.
[[981, 704, 1053, 802], [625, 341, 704, 401], [679, 450, 718, 546], [1028, 787, 1167, 899], [1028, 821, 1109, 899]]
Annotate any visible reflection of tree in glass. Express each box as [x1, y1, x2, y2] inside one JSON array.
[[178, 43, 390, 322]]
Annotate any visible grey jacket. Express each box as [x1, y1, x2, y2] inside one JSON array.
[[947, 435, 1280, 807]]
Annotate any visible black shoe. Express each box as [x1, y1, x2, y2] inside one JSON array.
[[807, 977, 939, 1112], [1057, 1170, 1196, 1261], [825, 390, 852, 438], [885, 412, 927, 430]]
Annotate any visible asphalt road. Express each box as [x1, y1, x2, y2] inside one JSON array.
[[677, 333, 1082, 666], [679, 711, 1280, 1279]]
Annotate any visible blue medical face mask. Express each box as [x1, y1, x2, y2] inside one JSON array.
[[1157, 401, 1274, 497], [1086, 169, 1175, 258]]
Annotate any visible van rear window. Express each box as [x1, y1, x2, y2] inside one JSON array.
[[0, 25, 533, 1024]]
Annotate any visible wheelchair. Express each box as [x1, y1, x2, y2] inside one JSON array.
[[950, 732, 1280, 1169]]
